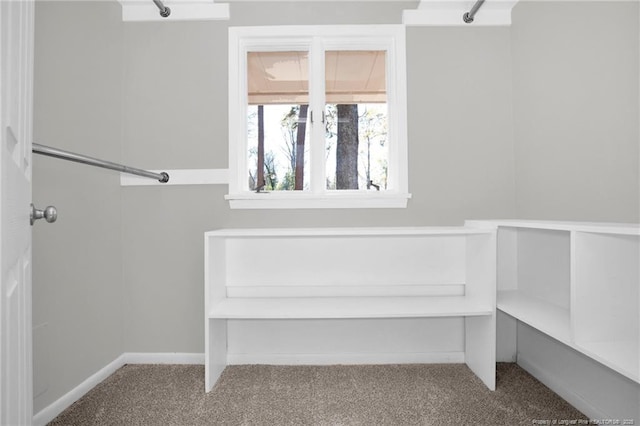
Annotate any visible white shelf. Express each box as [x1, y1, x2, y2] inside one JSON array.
[[207, 227, 495, 238], [210, 296, 493, 319], [575, 340, 639, 383], [402, 2, 518, 27], [497, 290, 571, 346], [466, 219, 640, 236], [118, 0, 230, 22], [492, 222, 639, 386]]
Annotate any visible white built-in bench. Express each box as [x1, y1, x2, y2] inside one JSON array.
[[466, 220, 640, 385], [204, 226, 497, 392]]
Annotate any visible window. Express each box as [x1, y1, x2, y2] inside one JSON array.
[[227, 25, 410, 209]]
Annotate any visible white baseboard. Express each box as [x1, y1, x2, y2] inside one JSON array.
[[517, 354, 608, 420], [124, 352, 205, 365], [32, 352, 204, 426], [228, 351, 465, 365], [33, 353, 127, 426]]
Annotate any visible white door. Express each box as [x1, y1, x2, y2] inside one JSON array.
[[1, 0, 35, 425]]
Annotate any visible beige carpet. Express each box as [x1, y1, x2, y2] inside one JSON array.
[[49, 363, 586, 425]]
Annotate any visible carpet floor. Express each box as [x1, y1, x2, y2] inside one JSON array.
[[49, 363, 586, 425]]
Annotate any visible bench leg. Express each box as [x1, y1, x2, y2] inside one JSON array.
[[205, 318, 227, 392], [465, 314, 496, 390]]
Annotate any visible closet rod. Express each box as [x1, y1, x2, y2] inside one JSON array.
[[463, 0, 485, 23], [152, 0, 171, 17], [32, 143, 170, 183]]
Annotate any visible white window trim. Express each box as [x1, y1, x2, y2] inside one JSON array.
[[227, 25, 410, 209]]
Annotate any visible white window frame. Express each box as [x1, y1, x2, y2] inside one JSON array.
[[226, 25, 410, 209]]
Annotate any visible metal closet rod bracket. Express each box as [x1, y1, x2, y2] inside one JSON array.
[[463, 0, 485, 23], [153, 0, 171, 17], [32, 143, 170, 183]]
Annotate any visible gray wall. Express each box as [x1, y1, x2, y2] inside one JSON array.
[[517, 323, 640, 421], [32, 1, 124, 413], [120, 2, 517, 352], [512, 1, 639, 222], [31, 0, 638, 418], [508, 1, 640, 420]]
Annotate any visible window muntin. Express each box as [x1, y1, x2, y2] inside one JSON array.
[[228, 26, 409, 208]]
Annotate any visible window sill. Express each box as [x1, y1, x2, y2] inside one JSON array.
[[225, 192, 411, 209]]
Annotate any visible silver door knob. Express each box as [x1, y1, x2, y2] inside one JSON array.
[[30, 203, 57, 225]]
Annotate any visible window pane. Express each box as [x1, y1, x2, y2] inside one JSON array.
[[324, 50, 388, 191], [247, 51, 310, 191]]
